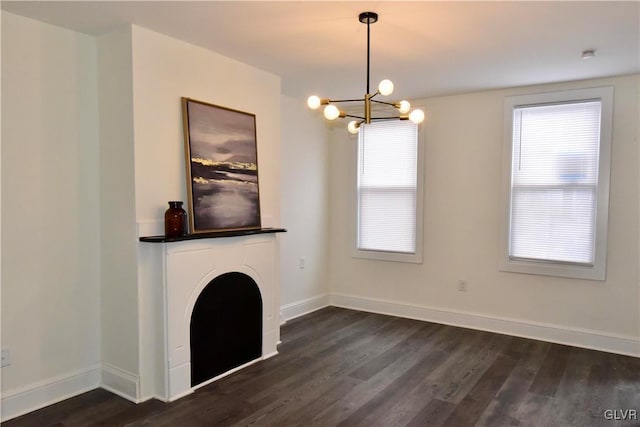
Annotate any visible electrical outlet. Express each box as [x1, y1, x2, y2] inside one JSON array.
[[299, 257, 306, 269], [1, 348, 10, 367], [457, 280, 468, 292]]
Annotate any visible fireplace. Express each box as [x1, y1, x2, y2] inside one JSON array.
[[190, 272, 262, 387], [139, 229, 284, 401]]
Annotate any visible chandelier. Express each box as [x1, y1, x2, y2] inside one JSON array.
[[306, 11, 425, 134]]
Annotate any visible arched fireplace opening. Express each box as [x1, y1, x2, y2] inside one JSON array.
[[190, 272, 262, 387]]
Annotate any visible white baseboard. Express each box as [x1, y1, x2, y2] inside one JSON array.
[[330, 293, 640, 357], [280, 294, 330, 322], [1, 364, 101, 422], [101, 363, 140, 403]]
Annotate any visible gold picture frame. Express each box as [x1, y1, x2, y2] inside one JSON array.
[[182, 97, 261, 234]]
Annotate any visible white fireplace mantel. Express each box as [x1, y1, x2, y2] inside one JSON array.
[[136, 229, 284, 402]]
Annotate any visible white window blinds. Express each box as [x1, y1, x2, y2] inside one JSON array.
[[357, 121, 418, 253], [509, 100, 602, 265]]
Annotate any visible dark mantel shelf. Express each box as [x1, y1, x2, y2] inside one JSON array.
[[139, 227, 286, 243]]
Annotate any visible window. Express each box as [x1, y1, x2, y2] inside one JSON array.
[[354, 120, 423, 263], [500, 87, 613, 280]]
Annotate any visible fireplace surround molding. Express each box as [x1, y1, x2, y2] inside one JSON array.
[[139, 231, 282, 401]]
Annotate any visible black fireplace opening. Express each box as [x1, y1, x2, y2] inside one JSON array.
[[190, 271, 262, 387]]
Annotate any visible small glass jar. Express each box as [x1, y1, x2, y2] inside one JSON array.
[[164, 201, 187, 238]]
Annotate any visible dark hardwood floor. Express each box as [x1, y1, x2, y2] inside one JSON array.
[[4, 307, 639, 426]]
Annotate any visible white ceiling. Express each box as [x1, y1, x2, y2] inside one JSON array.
[[3, 1, 639, 100]]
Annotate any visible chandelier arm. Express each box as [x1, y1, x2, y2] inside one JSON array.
[[369, 116, 402, 120], [328, 98, 366, 103], [370, 99, 398, 107], [344, 114, 366, 120]]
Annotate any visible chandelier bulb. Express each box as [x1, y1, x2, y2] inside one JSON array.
[[409, 109, 425, 124], [378, 79, 394, 96], [347, 120, 360, 134], [307, 95, 321, 110], [397, 100, 411, 114], [323, 104, 341, 120]]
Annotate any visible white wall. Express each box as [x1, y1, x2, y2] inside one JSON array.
[[130, 25, 283, 400], [329, 75, 640, 356], [1, 16, 287, 411], [279, 96, 330, 319], [96, 26, 141, 397], [131, 26, 282, 231], [1, 11, 101, 418]]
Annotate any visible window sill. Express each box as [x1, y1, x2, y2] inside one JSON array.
[[499, 257, 605, 281], [352, 248, 423, 264]]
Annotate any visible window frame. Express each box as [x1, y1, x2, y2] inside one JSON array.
[[351, 119, 425, 264], [499, 86, 613, 280]]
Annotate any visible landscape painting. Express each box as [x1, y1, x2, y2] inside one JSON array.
[[182, 98, 261, 233]]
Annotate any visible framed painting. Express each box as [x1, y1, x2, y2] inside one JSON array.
[[182, 97, 261, 233]]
